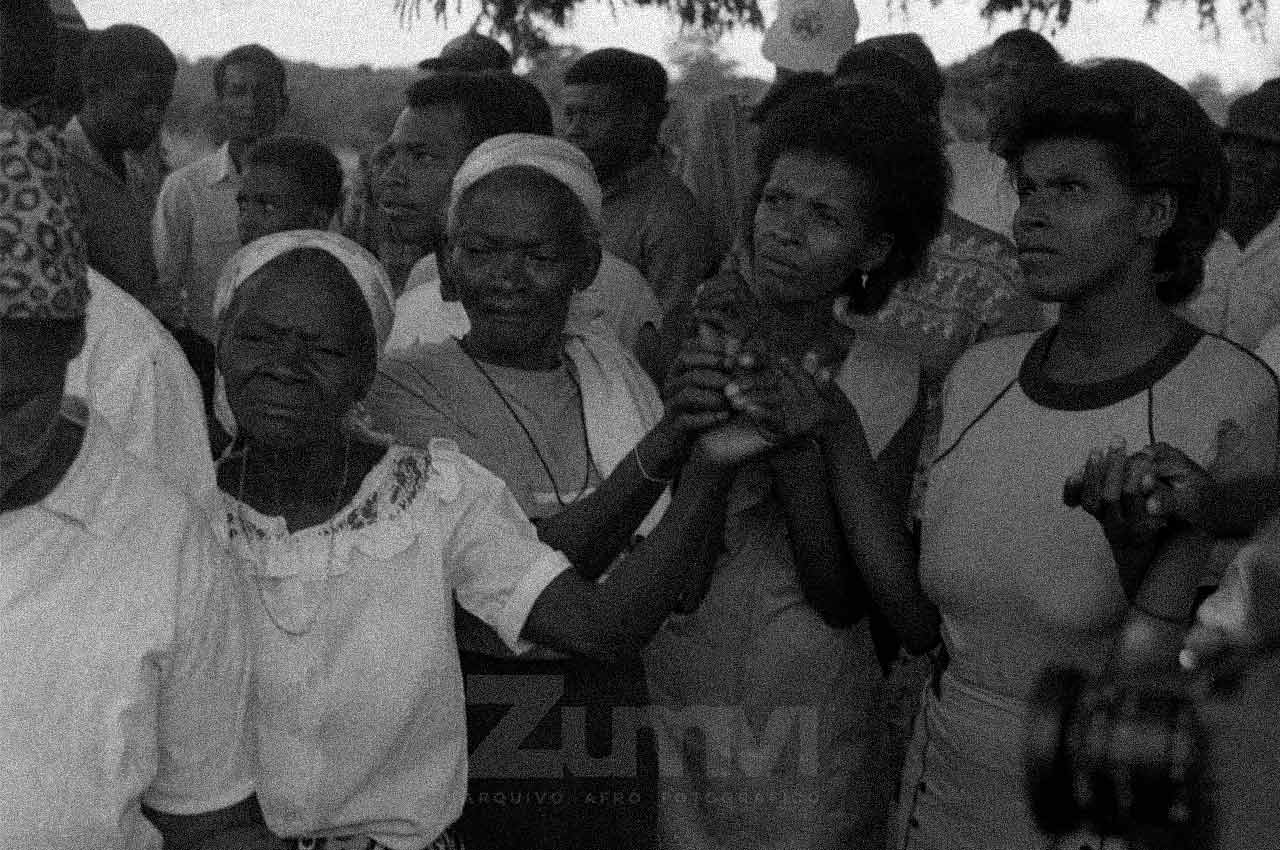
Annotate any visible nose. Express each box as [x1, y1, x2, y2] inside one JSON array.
[[1012, 191, 1048, 239], [380, 150, 408, 188], [762, 202, 803, 246]]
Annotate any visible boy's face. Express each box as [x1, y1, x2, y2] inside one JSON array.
[[218, 62, 287, 144], [236, 162, 328, 245], [92, 69, 173, 152]]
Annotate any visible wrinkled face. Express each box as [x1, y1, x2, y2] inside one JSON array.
[[560, 83, 646, 177], [91, 69, 173, 152], [0, 320, 79, 504], [445, 171, 596, 365], [218, 251, 376, 449], [750, 151, 885, 310], [375, 104, 474, 248], [218, 62, 287, 144], [1224, 135, 1280, 233], [236, 163, 329, 245], [1012, 137, 1152, 304]]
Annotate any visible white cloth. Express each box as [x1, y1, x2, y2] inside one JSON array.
[[1182, 219, 1280, 350], [221, 441, 570, 849], [66, 269, 215, 509], [0, 415, 253, 849], [213, 229, 395, 349], [566, 333, 669, 535], [152, 144, 241, 341], [944, 140, 1018, 239], [446, 133, 603, 231], [384, 252, 661, 356], [761, 0, 861, 73]]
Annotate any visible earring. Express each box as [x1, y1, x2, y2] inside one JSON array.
[[859, 270, 870, 291]]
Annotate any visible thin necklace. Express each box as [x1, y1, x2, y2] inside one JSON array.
[[458, 338, 593, 508], [233, 437, 353, 636]]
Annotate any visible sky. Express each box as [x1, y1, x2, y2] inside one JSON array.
[[75, 0, 1280, 89]]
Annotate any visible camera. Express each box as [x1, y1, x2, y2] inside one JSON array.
[[1025, 652, 1280, 850]]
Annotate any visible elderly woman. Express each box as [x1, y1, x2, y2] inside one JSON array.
[[366, 133, 737, 850], [212, 224, 761, 850], [896, 60, 1279, 850], [0, 105, 262, 849], [642, 81, 949, 850]]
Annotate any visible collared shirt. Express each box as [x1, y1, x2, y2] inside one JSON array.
[[61, 117, 174, 325], [0, 415, 254, 849], [384, 251, 661, 356], [221, 442, 569, 849], [66, 270, 216, 512], [601, 152, 715, 311], [1181, 218, 1280, 350], [153, 144, 242, 341]]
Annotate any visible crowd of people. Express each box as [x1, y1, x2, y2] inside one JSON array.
[[4, 0, 1280, 848]]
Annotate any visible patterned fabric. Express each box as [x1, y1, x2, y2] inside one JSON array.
[[0, 105, 88, 320], [288, 825, 464, 849]]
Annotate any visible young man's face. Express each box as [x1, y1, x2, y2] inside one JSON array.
[[218, 62, 288, 144], [560, 83, 650, 179], [236, 162, 330, 245], [374, 103, 474, 248], [90, 69, 173, 152]]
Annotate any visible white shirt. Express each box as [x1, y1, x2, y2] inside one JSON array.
[[66, 270, 215, 509], [1182, 218, 1280, 350], [221, 441, 570, 849], [384, 252, 662, 356], [152, 144, 241, 341], [0, 416, 253, 849]]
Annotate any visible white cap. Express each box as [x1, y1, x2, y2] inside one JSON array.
[[761, 0, 861, 74]]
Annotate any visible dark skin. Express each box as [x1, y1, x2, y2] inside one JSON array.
[[444, 170, 733, 580], [216, 251, 385, 533]]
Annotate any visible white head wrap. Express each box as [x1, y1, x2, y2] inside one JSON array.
[[213, 229, 395, 351], [211, 230, 396, 444], [446, 133, 603, 233], [761, 0, 861, 74]]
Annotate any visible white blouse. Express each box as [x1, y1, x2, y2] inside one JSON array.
[[220, 440, 570, 849]]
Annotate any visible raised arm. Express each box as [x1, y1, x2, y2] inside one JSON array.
[[534, 344, 732, 578]]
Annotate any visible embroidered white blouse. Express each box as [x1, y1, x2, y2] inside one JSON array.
[[219, 440, 570, 850]]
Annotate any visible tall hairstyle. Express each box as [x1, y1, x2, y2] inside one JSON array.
[[752, 80, 951, 314], [998, 59, 1227, 304], [244, 135, 345, 217], [213, 43, 287, 98], [989, 28, 1063, 68], [404, 71, 553, 143], [78, 24, 176, 97]]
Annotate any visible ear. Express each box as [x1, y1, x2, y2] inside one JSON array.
[[1137, 188, 1178, 241], [859, 230, 895, 274]]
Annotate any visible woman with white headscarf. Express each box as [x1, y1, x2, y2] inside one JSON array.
[[365, 134, 750, 850], [212, 226, 769, 850]]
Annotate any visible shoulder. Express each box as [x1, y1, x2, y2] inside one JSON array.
[[83, 270, 175, 356], [949, 330, 1040, 384], [1179, 331, 1280, 402], [377, 340, 470, 389], [159, 150, 219, 193]]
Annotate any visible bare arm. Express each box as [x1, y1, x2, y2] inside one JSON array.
[[521, 446, 733, 662], [818, 395, 940, 654], [534, 346, 733, 578]]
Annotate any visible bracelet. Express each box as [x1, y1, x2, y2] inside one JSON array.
[[633, 444, 673, 485]]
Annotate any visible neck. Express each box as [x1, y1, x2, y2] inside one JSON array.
[[1225, 206, 1279, 250], [227, 137, 250, 173], [0, 417, 84, 514], [462, 333, 564, 372], [246, 430, 350, 494], [1051, 267, 1180, 373], [77, 112, 127, 176], [598, 146, 651, 189]]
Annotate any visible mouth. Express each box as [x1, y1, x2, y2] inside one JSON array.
[[378, 202, 428, 221], [756, 252, 802, 278]]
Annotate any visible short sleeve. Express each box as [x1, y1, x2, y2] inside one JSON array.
[[442, 455, 572, 654], [142, 514, 254, 815]]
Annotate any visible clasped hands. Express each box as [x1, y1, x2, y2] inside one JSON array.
[[660, 274, 851, 467]]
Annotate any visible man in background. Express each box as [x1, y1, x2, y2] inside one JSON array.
[[561, 48, 714, 312], [152, 43, 289, 405]]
